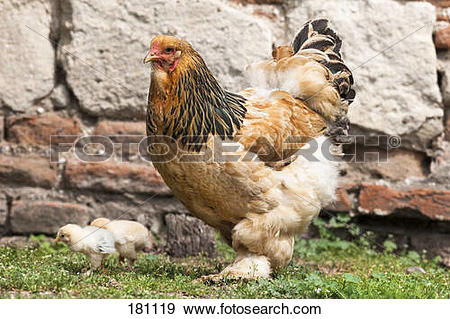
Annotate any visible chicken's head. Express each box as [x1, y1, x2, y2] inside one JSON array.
[[144, 35, 187, 73], [55, 224, 79, 244]]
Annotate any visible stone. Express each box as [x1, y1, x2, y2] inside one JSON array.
[[0, 115, 4, 141], [50, 84, 71, 110], [435, 25, 450, 48], [64, 159, 171, 195], [358, 184, 450, 221], [0, 193, 7, 234], [165, 213, 216, 257], [430, 140, 450, 183], [0, 235, 55, 248], [0, 0, 55, 113], [348, 148, 429, 182], [437, 50, 450, 108], [10, 200, 91, 234], [6, 114, 81, 146], [0, 236, 37, 249], [0, 154, 57, 188], [444, 116, 450, 143], [437, 51, 450, 143], [286, 0, 443, 152], [57, 0, 272, 119]]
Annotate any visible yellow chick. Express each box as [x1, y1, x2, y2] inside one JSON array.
[[55, 224, 116, 270], [90, 218, 152, 267]]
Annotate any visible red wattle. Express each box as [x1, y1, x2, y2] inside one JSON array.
[[169, 58, 180, 73]]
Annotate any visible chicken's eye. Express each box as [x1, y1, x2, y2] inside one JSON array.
[[165, 47, 174, 53]]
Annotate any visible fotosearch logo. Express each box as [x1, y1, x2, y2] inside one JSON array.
[[50, 134, 401, 164]]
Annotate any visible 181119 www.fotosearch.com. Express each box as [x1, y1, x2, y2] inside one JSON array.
[[128, 301, 321, 316]]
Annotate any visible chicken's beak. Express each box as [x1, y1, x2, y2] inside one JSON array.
[[143, 52, 162, 64], [54, 236, 60, 243]]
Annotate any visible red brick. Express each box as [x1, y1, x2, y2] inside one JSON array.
[[94, 120, 145, 136], [409, 0, 450, 8], [6, 113, 81, 146], [0, 154, 57, 188], [64, 159, 171, 195], [435, 25, 450, 49], [431, 0, 450, 8], [358, 184, 450, 221], [93, 121, 146, 157], [10, 201, 91, 234]]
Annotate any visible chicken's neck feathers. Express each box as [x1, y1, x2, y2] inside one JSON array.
[[148, 51, 247, 152]]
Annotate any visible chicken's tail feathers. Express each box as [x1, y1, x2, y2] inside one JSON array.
[[292, 19, 340, 54], [292, 19, 355, 107]]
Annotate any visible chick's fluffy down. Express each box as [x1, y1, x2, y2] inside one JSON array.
[[90, 218, 152, 263], [56, 224, 115, 269]]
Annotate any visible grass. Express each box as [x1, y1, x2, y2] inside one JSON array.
[[0, 220, 448, 299]]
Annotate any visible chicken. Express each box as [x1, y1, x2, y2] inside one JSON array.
[[143, 19, 355, 279], [90, 218, 151, 267], [55, 224, 116, 270]]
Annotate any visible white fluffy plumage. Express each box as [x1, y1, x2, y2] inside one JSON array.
[[90, 218, 152, 266], [55, 224, 116, 270]]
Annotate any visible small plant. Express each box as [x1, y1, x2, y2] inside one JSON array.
[[383, 237, 397, 253]]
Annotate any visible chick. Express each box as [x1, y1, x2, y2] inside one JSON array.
[[90, 218, 152, 267], [55, 224, 116, 270]]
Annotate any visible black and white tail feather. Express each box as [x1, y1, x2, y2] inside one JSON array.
[[292, 19, 355, 143], [292, 18, 355, 106]]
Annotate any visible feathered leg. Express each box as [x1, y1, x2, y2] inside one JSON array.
[[232, 214, 295, 271], [199, 213, 296, 282], [197, 246, 271, 282], [220, 247, 271, 279]]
